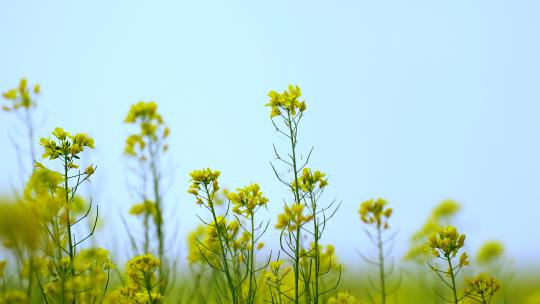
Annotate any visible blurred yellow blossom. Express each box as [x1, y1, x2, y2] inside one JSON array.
[[359, 198, 393, 230], [2, 78, 39, 111]]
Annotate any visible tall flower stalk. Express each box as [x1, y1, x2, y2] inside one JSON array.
[[358, 198, 400, 304], [1, 78, 42, 301], [266, 85, 340, 304], [188, 169, 237, 302], [124, 101, 171, 291], [2, 78, 40, 178], [38, 127, 101, 303]]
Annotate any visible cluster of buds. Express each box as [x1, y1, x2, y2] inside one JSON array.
[[428, 226, 469, 267]]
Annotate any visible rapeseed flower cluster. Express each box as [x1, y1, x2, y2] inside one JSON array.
[[124, 101, 163, 125], [294, 168, 328, 193], [188, 168, 221, 201], [265, 84, 306, 118], [275, 204, 314, 231], [1, 78, 39, 111], [112, 254, 163, 304], [129, 199, 157, 217], [227, 183, 268, 216], [405, 199, 461, 262], [464, 273, 500, 304], [126, 254, 161, 283], [39, 127, 95, 170], [428, 226, 468, 266], [359, 198, 393, 230], [476, 241, 504, 265], [124, 101, 169, 158]]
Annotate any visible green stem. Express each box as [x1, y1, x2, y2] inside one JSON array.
[[144, 212, 150, 254], [446, 256, 458, 304], [24, 107, 35, 172], [286, 112, 302, 304], [148, 135, 165, 292], [63, 157, 75, 304], [248, 215, 255, 304], [26, 254, 34, 300], [311, 192, 320, 304], [205, 185, 238, 304], [377, 225, 386, 304]]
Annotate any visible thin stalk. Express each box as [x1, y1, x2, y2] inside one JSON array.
[[148, 135, 165, 292], [377, 225, 386, 304], [248, 215, 255, 304], [63, 156, 75, 304], [26, 254, 34, 300], [205, 185, 238, 304], [446, 256, 458, 304], [144, 212, 150, 254], [311, 192, 320, 304], [143, 271, 154, 303], [24, 107, 35, 172], [286, 112, 302, 304]]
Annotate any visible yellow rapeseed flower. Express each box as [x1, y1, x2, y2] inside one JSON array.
[[227, 183, 268, 216], [464, 273, 500, 302], [40, 128, 95, 169], [476, 241, 505, 265], [2, 78, 39, 111], [126, 254, 161, 287], [275, 204, 313, 230], [188, 168, 221, 202], [265, 84, 306, 118], [428, 226, 467, 262], [293, 168, 328, 192], [359, 198, 393, 229]]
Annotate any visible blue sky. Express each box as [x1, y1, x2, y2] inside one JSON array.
[[1, 0, 539, 266]]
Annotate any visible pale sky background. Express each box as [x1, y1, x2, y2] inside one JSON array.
[[1, 0, 539, 268]]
